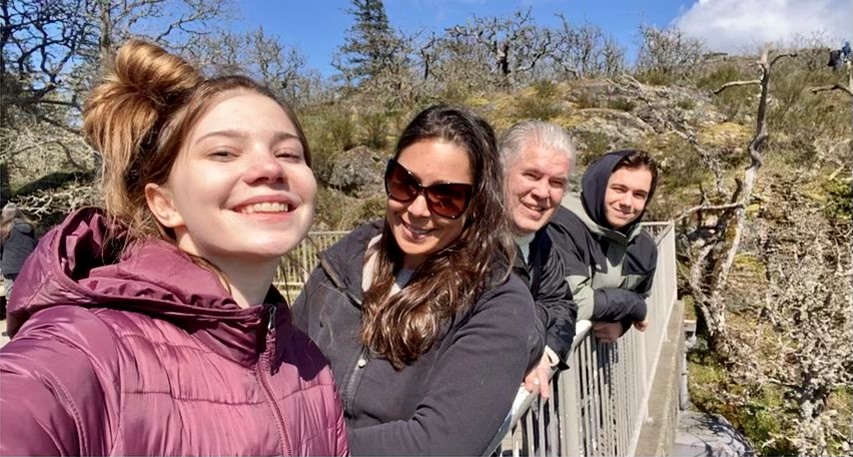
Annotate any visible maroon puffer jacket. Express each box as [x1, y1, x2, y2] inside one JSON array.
[[0, 208, 348, 456]]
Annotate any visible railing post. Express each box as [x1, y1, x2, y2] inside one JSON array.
[[561, 370, 581, 456]]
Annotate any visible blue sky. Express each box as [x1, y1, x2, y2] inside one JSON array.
[[234, 0, 850, 77]]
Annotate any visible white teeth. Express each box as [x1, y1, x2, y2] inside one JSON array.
[[406, 223, 430, 235], [240, 202, 290, 214]]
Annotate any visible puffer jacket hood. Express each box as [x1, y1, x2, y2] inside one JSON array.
[[8, 207, 271, 366]]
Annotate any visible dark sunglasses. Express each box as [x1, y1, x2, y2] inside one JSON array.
[[384, 159, 474, 219]]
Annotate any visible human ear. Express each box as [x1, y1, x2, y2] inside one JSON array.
[[144, 183, 184, 228]]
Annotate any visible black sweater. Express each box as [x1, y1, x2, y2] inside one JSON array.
[[293, 221, 542, 456]]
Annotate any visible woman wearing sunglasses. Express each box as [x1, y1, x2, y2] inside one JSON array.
[[293, 104, 543, 456]]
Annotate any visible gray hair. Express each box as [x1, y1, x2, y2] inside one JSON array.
[[498, 120, 576, 179], [1, 202, 19, 221]]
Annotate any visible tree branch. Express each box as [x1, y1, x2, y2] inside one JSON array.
[[676, 202, 742, 222], [810, 84, 853, 98], [713, 79, 760, 95]]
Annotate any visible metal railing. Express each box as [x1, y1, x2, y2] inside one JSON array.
[[274, 231, 348, 302], [493, 221, 678, 457]]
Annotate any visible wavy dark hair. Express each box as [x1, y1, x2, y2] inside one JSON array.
[[361, 104, 516, 369]]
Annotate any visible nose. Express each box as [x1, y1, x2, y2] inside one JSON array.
[[406, 192, 431, 218], [617, 193, 633, 208], [244, 149, 285, 184], [530, 179, 549, 200]]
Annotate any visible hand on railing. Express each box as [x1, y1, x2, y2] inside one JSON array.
[[522, 353, 553, 399], [592, 321, 623, 343]]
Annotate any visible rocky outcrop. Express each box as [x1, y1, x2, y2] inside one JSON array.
[[326, 145, 385, 197]]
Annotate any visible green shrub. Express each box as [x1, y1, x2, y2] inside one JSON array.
[[360, 111, 390, 149], [514, 80, 562, 120], [574, 131, 611, 164], [531, 79, 559, 99], [823, 177, 852, 223], [574, 92, 599, 109], [696, 64, 747, 91], [675, 99, 696, 110]]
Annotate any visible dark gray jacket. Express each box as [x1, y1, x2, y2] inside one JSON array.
[[293, 221, 542, 456], [1, 221, 37, 277], [513, 228, 577, 366]]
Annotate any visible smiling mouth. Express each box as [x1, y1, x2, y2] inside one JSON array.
[[521, 203, 548, 217], [237, 202, 292, 214], [403, 220, 432, 236]]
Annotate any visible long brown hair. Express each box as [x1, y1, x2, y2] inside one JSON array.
[[83, 39, 311, 245], [361, 105, 515, 369]]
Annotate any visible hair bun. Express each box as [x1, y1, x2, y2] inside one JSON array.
[[109, 39, 201, 108], [82, 39, 202, 224]]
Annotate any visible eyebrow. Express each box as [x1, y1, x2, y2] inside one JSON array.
[[194, 129, 301, 144]]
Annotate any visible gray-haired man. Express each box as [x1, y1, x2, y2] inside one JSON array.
[[500, 120, 578, 398]]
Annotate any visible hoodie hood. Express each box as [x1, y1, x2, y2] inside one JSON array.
[[7, 207, 280, 365], [579, 150, 650, 237]]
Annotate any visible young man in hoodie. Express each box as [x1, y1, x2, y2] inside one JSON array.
[[500, 120, 578, 398], [549, 150, 658, 343]]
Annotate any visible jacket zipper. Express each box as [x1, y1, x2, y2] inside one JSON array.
[[257, 304, 293, 455], [344, 347, 369, 413]]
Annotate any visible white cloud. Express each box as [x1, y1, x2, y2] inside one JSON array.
[[674, 0, 851, 53]]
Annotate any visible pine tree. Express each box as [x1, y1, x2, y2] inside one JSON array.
[[334, 0, 405, 86]]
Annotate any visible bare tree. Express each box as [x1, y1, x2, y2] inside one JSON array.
[[550, 15, 625, 79], [635, 25, 704, 83], [184, 27, 314, 105], [442, 8, 552, 88], [751, 194, 852, 456], [1, 0, 231, 132], [1, 0, 233, 213], [678, 49, 796, 361]]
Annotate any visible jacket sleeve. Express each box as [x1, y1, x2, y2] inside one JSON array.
[[348, 277, 539, 456], [590, 288, 647, 322], [531, 242, 577, 367], [590, 240, 658, 325], [0, 308, 117, 456], [549, 225, 598, 322]]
